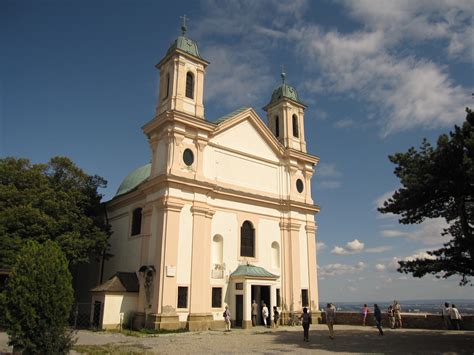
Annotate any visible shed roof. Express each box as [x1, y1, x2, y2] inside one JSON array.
[[90, 272, 139, 293]]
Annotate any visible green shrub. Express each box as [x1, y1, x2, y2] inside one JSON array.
[[3, 240, 75, 354]]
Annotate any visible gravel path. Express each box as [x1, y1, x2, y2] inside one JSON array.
[[1, 324, 473, 354]]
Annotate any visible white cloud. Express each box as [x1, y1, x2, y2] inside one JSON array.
[[381, 218, 448, 245], [346, 239, 365, 251], [331, 246, 347, 255], [319, 261, 366, 276], [332, 239, 366, 254], [316, 163, 342, 178], [405, 251, 437, 262], [365, 245, 392, 253], [375, 264, 386, 272], [334, 119, 356, 129], [317, 241, 327, 251]]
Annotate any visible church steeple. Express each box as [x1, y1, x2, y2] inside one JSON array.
[[155, 16, 209, 119], [263, 68, 307, 152]]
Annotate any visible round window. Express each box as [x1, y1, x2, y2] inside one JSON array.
[[183, 149, 194, 166], [296, 179, 304, 193]]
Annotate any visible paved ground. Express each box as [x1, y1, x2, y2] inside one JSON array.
[[1, 324, 473, 354]]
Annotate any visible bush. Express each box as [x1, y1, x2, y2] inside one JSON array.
[[3, 240, 75, 354]]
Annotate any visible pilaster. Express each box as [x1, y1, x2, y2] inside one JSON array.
[[305, 221, 319, 311]]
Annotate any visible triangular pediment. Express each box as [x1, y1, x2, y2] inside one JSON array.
[[211, 108, 283, 162]]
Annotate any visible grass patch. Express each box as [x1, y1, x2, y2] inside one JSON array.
[[73, 343, 152, 354]]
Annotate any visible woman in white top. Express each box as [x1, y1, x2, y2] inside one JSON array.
[[262, 303, 269, 327], [449, 304, 462, 330]]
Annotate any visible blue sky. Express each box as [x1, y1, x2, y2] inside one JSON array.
[[2, 0, 473, 302]]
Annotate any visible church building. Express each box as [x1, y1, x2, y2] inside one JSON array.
[[92, 22, 321, 331]]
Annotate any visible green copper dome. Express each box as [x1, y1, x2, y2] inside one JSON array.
[[166, 36, 203, 59], [265, 83, 303, 108], [115, 163, 151, 197]]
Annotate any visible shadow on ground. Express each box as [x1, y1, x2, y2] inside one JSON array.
[[268, 327, 474, 354]]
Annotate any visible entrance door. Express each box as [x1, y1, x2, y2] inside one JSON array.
[[235, 295, 243, 327], [251, 285, 271, 325]]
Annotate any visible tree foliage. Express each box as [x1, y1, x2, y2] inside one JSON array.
[[0, 156, 110, 268], [3, 240, 75, 353], [379, 108, 474, 285]]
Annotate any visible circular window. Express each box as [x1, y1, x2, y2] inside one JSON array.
[[183, 149, 194, 166], [296, 179, 304, 193]]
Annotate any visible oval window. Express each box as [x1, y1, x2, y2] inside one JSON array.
[[296, 179, 304, 193], [183, 149, 194, 166]]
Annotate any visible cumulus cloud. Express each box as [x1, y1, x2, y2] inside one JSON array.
[[332, 239, 367, 254], [346, 239, 365, 251], [319, 261, 366, 276], [381, 217, 448, 246], [317, 241, 327, 251], [375, 264, 386, 272]]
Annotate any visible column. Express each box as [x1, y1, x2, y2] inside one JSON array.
[[147, 197, 184, 330], [187, 201, 215, 330], [306, 222, 319, 311]]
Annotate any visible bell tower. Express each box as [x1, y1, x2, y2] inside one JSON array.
[[263, 67, 307, 152], [155, 16, 209, 119]]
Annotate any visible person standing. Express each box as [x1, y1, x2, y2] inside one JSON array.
[[299, 307, 312, 342], [449, 304, 462, 330], [443, 302, 452, 329], [273, 306, 279, 328], [374, 304, 384, 336], [387, 305, 395, 329], [326, 303, 336, 340], [251, 300, 258, 326], [262, 303, 269, 327], [393, 300, 402, 328], [361, 304, 369, 326], [224, 305, 231, 332]]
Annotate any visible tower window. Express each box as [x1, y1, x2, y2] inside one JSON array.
[[240, 221, 255, 257], [292, 115, 299, 138], [275, 116, 280, 137], [131, 208, 142, 236], [164, 72, 170, 99], [185, 72, 194, 99], [296, 179, 304, 193]]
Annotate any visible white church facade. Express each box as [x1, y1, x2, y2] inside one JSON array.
[[93, 26, 321, 331]]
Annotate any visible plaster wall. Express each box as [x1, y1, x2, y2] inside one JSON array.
[[102, 293, 139, 328], [105, 205, 143, 280]]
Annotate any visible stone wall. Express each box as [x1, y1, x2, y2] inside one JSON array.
[[319, 311, 473, 330]]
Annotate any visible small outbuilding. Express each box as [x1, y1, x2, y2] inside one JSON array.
[[90, 272, 139, 329]]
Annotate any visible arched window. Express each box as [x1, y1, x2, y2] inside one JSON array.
[[292, 114, 299, 138], [185, 72, 194, 99], [271, 241, 280, 268], [275, 116, 280, 137], [164, 72, 170, 99], [212, 235, 223, 265], [240, 221, 255, 257], [131, 208, 142, 236]]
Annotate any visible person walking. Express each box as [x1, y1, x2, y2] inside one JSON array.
[[299, 307, 312, 342], [443, 302, 452, 330], [251, 300, 258, 326], [224, 305, 231, 332], [262, 303, 269, 327], [374, 304, 384, 336], [393, 300, 402, 328], [449, 304, 462, 330], [387, 305, 395, 329], [361, 304, 369, 326], [273, 306, 279, 328], [326, 303, 336, 340]]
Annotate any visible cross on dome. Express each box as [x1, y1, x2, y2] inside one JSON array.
[[180, 14, 188, 36], [280, 64, 286, 84]]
